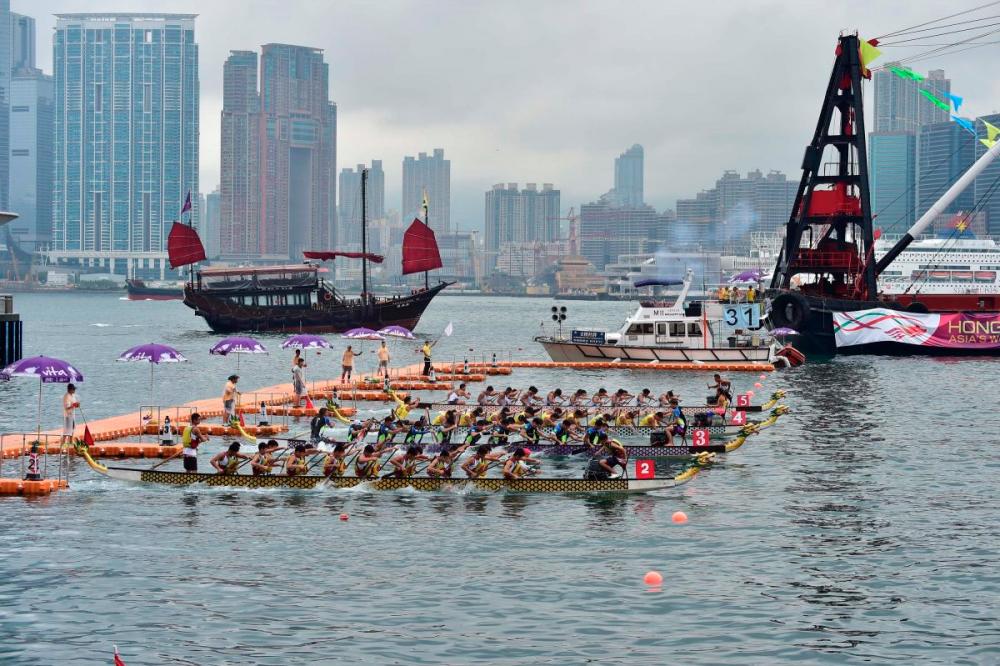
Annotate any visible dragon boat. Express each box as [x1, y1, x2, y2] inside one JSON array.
[[421, 406, 788, 459], [74, 444, 699, 495]]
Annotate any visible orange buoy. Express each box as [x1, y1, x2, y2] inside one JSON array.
[[339, 513, 349, 521], [671, 511, 688, 524], [643, 571, 663, 586]]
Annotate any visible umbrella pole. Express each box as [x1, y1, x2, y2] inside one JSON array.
[[36, 376, 42, 444]]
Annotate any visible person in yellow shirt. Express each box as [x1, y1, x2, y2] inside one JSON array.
[[417, 340, 437, 376], [639, 411, 665, 427], [747, 285, 757, 303]]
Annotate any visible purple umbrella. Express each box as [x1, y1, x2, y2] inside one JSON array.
[[728, 269, 764, 284], [281, 334, 332, 350], [210, 336, 268, 371], [342, 327, 384, 341], [378, 325, 415, 339], [770, 327, 799, 337], [1, 355, 84, 438], [118, 343, 187, 409]]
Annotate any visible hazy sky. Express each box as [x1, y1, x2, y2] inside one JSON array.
[[19, 1, 1000, 229]]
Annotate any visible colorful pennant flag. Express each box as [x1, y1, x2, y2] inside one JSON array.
[[947, 93, 963, 111], [860, 40, 882, 69], [918, 89, 950, 112], [83, 425, 95, 448], [951, 115, 976, 136], [981, 120, 1000, 149], [889, 65, 924, 82], [305, 396, 315, 410], [181, 191, 192, 214]]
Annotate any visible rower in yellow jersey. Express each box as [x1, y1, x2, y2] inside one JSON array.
[[323, 443, 348, 478], [503, 447, 542, 480], [250, 440, 281, 476], [210, 442, 249, 474], [639, 411, 666, 427], [285, 444, 310, 476], [461, 443, 504, 478]]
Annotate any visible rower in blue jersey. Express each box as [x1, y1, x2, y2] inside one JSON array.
[[464, 420, 488, 447], [376, 415, 403, 446], [585, 418, 609, 449], [487, 418, 513, 446], [553, 418, 579, 446], [404, 416, 431, 445]]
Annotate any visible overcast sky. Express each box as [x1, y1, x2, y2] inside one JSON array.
[[19, 0, 1000, 230]]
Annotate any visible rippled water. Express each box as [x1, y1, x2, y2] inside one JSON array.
[[1, 293, 998, 664]]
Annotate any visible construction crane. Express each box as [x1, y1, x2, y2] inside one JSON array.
[[547, 207, 581, 256]]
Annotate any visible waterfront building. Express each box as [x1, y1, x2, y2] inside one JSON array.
[[10, 12, 34, 70], [874, 63, 951, 132], [219, 44, 337, 261], [202, 189, 221, 259], [869, 131, 917, 228], [612, 144, 644, 207], [579, 199, 666, 270], [484, 182, 560, 268], [338, 160, 384, 246], [916, 121, 974, 227], [220, 50, 259, 259], [975, 114, 1000, 235], [674, 170, 795, 250], [0, 0, 11, 210], [50, 13, 199, 278], [8, 68, 53, 251], [402, 149, 450, 232]]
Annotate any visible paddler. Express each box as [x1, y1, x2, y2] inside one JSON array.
[[637, 388, 655, 407], [615, 410, 639, 427], [513, 406, 538, 425], [348, 418, 376, 445], [376, 415, 404, 446], [459, 407, 485, 427], [211, 441, 249, 474], [708, 374, 733, 400], [463, 419, 489, 448], [590, 388, 611, 408], [569, 389, 588, 407], [355, 444, 385, 478], [388, 445, 429, 478], [461, 443, 504, 478], [539, 407, 564, 427], [503, 447, 541, 479], [323, 443, 349, 478], [477, 386, 498, 405], [711, 388, 730, 425], [389, 390, 422, 422], [668, 399, 687, 442], [433, 410, 459, 447], [553, 418, 581, 446], [583, 452, 627, 480], [519, 386, 542, 407], [639, 411, 666, 428], [426, 446, 458, 478], [584, 418, 610, 450], [545, 388, 565, 406], [250, 440, 280, 476], [487, 418, 514, 447], [446, 383, 471, 405], [181, 413, 209, 473], [403, 416, 432, 445], [285, 444, 311, 476]]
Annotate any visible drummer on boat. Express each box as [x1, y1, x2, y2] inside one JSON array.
[[584, 452, 627, 480]]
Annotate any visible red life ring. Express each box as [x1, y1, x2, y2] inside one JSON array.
[[323, 292, 333, 302]]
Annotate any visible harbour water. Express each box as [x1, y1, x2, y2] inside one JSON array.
[[1, 292, 998, 664]]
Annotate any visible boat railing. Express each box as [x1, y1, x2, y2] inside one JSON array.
[[0, 433, 70, 485]]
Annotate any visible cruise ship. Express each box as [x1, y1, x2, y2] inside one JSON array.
[[876, 236, 1000, 311]]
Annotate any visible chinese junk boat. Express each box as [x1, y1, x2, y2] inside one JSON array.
[[767, 34, 1000, 357], [179, 169, 451, 333], [125, 278, 184, 301]]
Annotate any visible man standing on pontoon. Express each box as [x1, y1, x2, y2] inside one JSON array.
[[60, 384, 80, 447]]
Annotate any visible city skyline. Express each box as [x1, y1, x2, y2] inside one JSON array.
[[15, 0, 1000, 231]]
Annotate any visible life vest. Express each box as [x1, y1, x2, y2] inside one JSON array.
[[287, 456, 308, 476], [377, 423, 394, 444], [253, 453, 273, 476], [404, 426, 427, 444], [219, 454, 240, 474], [468, 456, 490, 478], [356, 457, 380, 478], [554, 423, 570, 444], [464, 426, 482, 446], [507, 460, 528, 478], [324, 455, 346, 477], [523, 423, 540, 445]]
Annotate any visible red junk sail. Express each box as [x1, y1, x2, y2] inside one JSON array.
[[167, 222, 206, 269], [303, 250, 385, 264], [402, 219, 442, 275]]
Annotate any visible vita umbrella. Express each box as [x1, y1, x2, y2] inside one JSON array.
[[769, 327, 799, 337], [377, 325, 415, 340], [728, 269, 764, 284], [209, 336, 268, 372], [117, 343, 187, 411], [342, 328, 384, 377], [1, 355, 84, 440], [281, 333, 333, 350]]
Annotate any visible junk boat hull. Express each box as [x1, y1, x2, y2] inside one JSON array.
[[126, 279, 184, 301]]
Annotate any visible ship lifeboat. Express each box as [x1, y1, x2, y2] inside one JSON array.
[[774, 344, 806, 368], [975, 270, 996, 283]]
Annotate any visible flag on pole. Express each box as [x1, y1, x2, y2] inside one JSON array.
[[83, 425, 95, 448], [443, 321, 454, 337], [114, 646, 126, 666], [305, 396, 315, 410], [238, 412, 246, 428], [421, 189, 429, 217], [181, 191, 192, 215]]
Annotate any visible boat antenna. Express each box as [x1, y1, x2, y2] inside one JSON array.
[[422, 188, 430, 290], [361, 168, 369, 302]]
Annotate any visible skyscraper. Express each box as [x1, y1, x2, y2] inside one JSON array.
[[484, 183, 560, 269], [579, 201, 664, 270], [258, 44, 337, 259], [974, 114, 1000, 235], [0, 0, 11, 211], [874, 63, 951, 132], [8, 69, 53, 250], [220, 50, 259, 258], [613, 144, 644, 207], [916, 121, 974, 226], [51, 14, 199, 277], [402, 149, 450, 231], [870, 132, 917, 228], [202, 189, 221, 259], [219, 45, 337, 260], [10, 12, 35, 70], [338, 160, 384, 246]]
